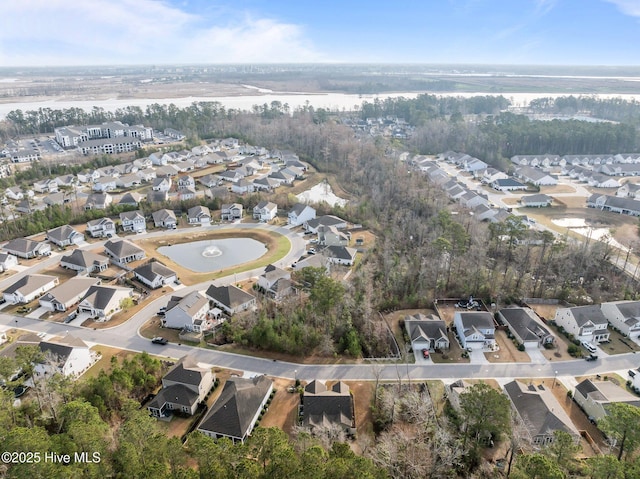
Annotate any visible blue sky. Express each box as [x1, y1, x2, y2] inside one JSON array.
[[1, 0, 639, 66]]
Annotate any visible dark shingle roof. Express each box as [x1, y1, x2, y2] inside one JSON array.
[[163, 355, 209, 387], [303, 380, 353, 429], [134, 261, 176, 282], [104, 239, 144, 259], [205, 284, 255, 309], [61, 249, 108, 269], [147, 384, 199, 409], [198, 375, 272, 440]]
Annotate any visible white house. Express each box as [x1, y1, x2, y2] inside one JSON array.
[[2, 238, 51, 259], [600, 301, 640, 338], [573, 379, 640, 425], [77, 285, 133, 321], [163, 291, 210, 332], [3, 274, 59, 304], [253, 201, 277, 222], [86, 218, 116, 238], [453, 311, 496, 350], [39, 277, 100, 312], [133, 261, 177, 289], [221, 203, 243, 221], [187, 205, 211, 225], [498, 307, 554, 350], [404, 313, 450, 352], [119, 210, 147, 234], [60, 249, 109, 275], [104, 239, 146, 265], [554, 305, 610, 344], [152, 209, 177, 229], [152, 177, 172, 192], [287, 203, 316, 226], [325, 245, 357, 266], [257, 264, 293, 301], [34, 335, 93, 378], [0, 252, 18, 272]]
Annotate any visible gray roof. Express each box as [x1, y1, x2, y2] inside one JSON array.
[[163, 355, 210, 387], [152, 209, 176, 223], [494, 178, 525, 187], [87, 217, 115, 228], [119, 210, 145, 222], [39, 335, 88, 363], [4, 274, 57, 295], [610, 301, 640, 322], [575, 379, 640, 406], [104, 239, 144, 259], [198, 375, 272, 440], [3, 238, 46, 255], [326, 245, 357, 261], [61, 249, 108, 269], [405, 316, 448, 343], [40, 277, 100, 306], [119, 192, 144, 205], [187, 205, 210, 219], [458, 311, 495, 330], [80, 285, 129, 310], [306, 215, 347, 230], [134, 261, 176, 283], [47, 225, 82, 243], [289, 203, 313, 216], [567, 305, 609, 327], [303, 380, 352, 429], [521, 194, 552, 205], [166, 291, 208, 318], [504, 380, 580, 439], [205, 284, 255, 309], [147, 384, 199, 409], [499, 307, 551, 342]]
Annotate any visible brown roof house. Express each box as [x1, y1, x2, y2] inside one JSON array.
[[197, 375, 273, 443], [147, 355, 215, 418]]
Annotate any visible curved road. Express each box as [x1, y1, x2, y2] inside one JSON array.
[[1, 222, 638, 382]]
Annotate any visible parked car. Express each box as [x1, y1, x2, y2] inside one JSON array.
[[585, 354, 598, 361], [64, 311, 77, 324], [421, 348, 429, 359], [157, 307, 167, 316], [581, 341, 597, 354], [151, 337, 168, 345]]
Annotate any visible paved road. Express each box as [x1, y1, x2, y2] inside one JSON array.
[[2, 220, 639, 383]]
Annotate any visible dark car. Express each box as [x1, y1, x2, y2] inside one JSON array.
[[151, 337, 168, 345], [585, 354, 598, 361]]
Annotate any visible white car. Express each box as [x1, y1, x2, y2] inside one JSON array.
[[581, 341, 597, 354]]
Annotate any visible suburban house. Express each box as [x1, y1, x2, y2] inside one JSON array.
[[152, 209, 178, 229], [179, 187, 197, 201], [5, 186, 24, 200], [136, 168, 156, 182], [318, 225, 350, 247], [492, 178, 527, 191], [521, 194, 553, 208], [453, 311, 496, 350], [503, 380, 580, 446], [257, 264, 293, 301], [231, 179, 254, 195], [587, 194, 640, 216], [497, 307, 554, 349], [446, 379, 474, 412], [573, 379, 640, 426], [600, 301, 640, 338], [77, 285, 133, 321], [104, 239, 146, 265], [163, 291, 210, 332], [616, 182, 640, 199], [187, 205, 211, 225], [325, 245, 357, 266], [514, 166, 559, 186], [148, 190, 169, 204], [152, 177, 172, 192], [305, 215, 348, 234], [252, 177, 280, 191], [43, 192, 68, 207], [118, 192, 145, 207], [86, 218, 116, 238], [198, 174, 220, 188], [39, 277, 100, 312], [147, 355, 215, 418], [2, 238, 51, 259], [217, 169, 245, 183], [288, 203, 316, 226], [119, 210, 147, 234], [268, 170, 295, 185], [177, 175, 196, 190], [253, 201, 277, 222], [83, 192, 113, 210], [221, 203, 243, 221], [133, 261, 177, 289], [197, 375, 273, 443], [293, 254, 330, 273], [46, 225, 84, 248], [205, 284, 257, 316], [554, 305, 611, 344], [92, 176, 118, 192], [481, 168, 509, 184], [34, 335, 93, 378], [3, 274, 59, 304], [33, 179, 59, 194], [404, 313, 450, 352], [302, 380, 355, 433], [116, 174, 142, 189], [0, 252, 19, 272], [60, 249, 109, 275]]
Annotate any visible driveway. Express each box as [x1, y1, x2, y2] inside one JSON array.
[[26, 306, 49, 319], [413, 348, 432, 364], [468, 349, 489, 364], [527, 348, 548, 364]]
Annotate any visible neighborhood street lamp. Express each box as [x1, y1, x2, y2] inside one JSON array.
[[553, 371, 558, 389]]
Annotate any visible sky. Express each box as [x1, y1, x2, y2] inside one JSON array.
[[1, 0, 640, 66]]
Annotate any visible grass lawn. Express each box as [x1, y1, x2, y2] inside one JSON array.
[[82, 345, 140, 380], [599, 330, 640, 355], [135, 228, 291, 286]]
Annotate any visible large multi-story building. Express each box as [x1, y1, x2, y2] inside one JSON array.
[[54, 121, 153, 154]]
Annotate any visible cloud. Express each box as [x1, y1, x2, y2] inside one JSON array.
[[603, 0, 640, 16], [533, 0, 557, 16], [0, 0, 324, 66]]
